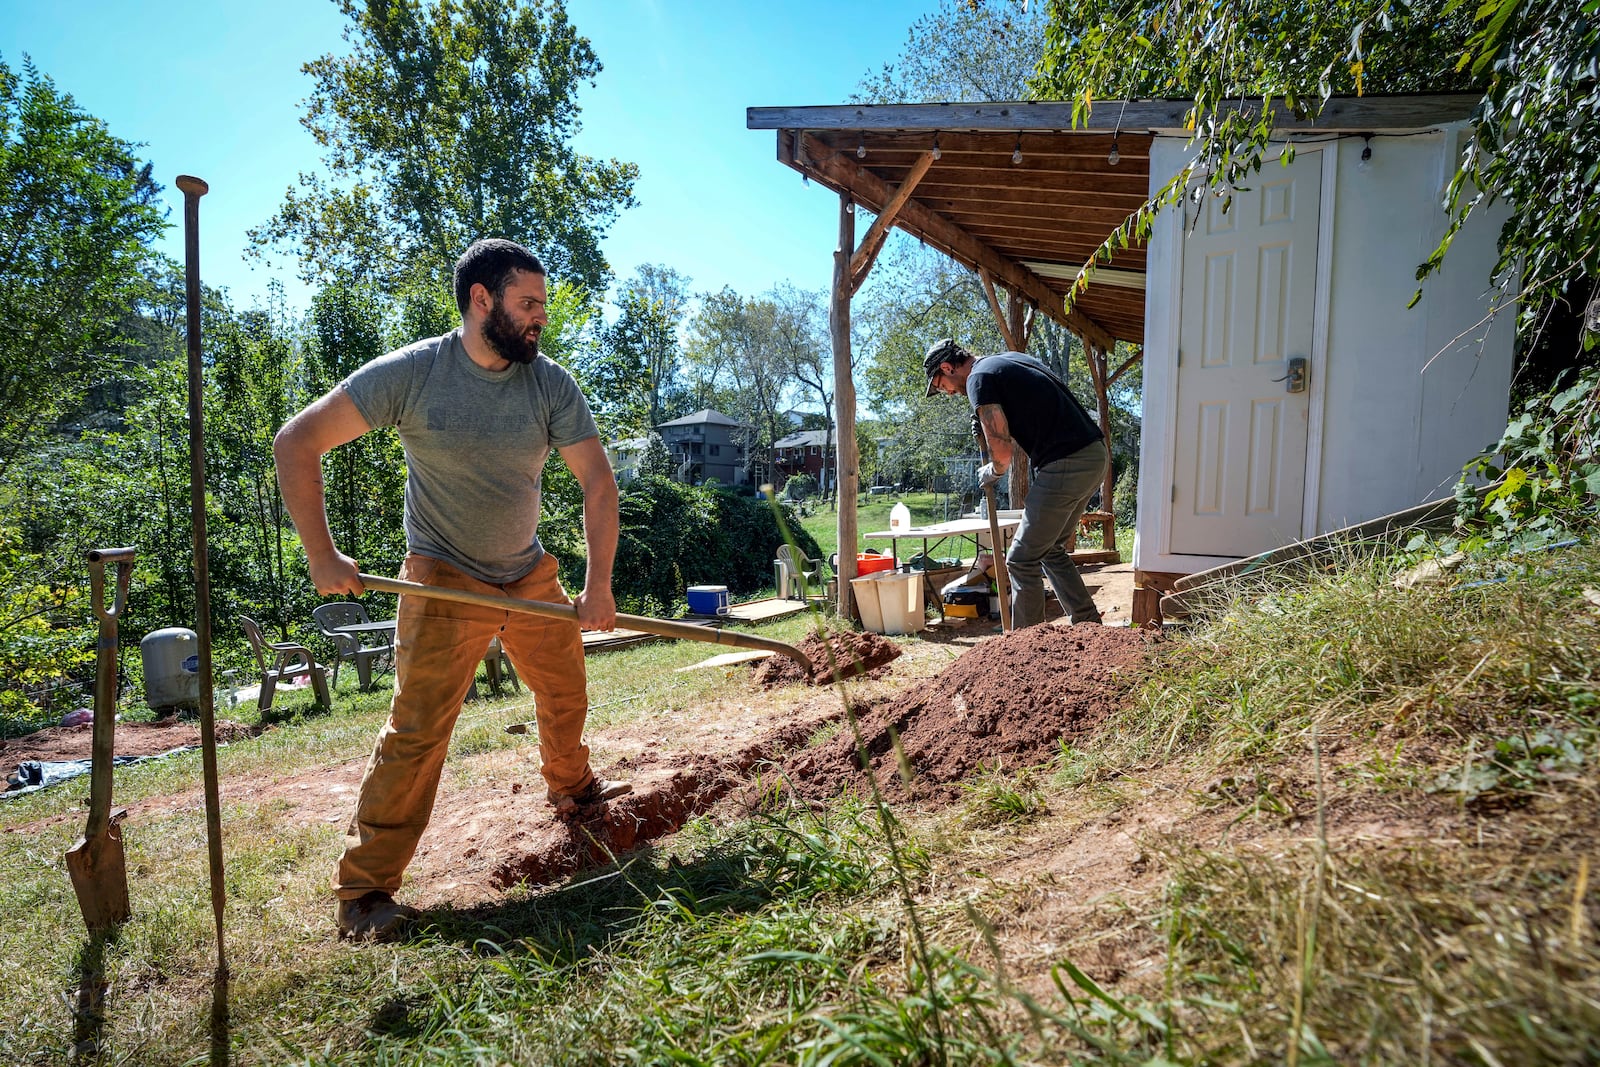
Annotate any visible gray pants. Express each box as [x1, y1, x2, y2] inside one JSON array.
[[1006, 440, 1108, 628]]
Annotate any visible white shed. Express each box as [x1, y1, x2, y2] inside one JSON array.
[[748, 96, 1514, 622], [1136, 126, 1514, 581]]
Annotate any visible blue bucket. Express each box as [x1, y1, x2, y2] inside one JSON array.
[[685, 585, 730, 615]]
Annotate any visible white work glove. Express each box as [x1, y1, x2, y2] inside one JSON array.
[[977, 462, 1004, 488]]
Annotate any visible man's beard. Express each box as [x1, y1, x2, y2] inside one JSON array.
[[482, 299, 540, 364]]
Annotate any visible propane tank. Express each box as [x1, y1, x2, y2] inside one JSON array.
[[141, 627, 200, 714]]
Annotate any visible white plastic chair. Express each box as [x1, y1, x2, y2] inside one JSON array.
[[774, 544, 823, 601], [240, 616, 331, 712]]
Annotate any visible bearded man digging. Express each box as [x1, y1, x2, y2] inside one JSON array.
[[274, 239, 630, 941]]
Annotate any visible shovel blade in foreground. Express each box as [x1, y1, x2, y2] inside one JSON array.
[[66, 815, 130, 932]]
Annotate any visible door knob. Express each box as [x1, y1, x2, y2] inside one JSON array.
[[1272, 356, 1309, 394]]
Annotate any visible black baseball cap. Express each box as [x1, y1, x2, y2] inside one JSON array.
[[922, 338, 971, 397]]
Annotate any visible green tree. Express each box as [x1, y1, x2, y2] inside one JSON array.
[[854, 0, 1047, 103], [579, 266, 689, 436], [687, 288, 800, 484], [251, 0, 638, 294], [0, 57, 166, 476]]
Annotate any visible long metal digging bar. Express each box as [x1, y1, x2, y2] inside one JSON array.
[[357, 574, 814, 674]]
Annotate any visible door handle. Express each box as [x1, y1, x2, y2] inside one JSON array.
[[1271, 356, 1308, 394]]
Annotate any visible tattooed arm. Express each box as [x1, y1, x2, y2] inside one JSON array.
[[976, 403, 1017, 473]]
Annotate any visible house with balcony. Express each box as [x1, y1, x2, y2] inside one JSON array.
[[655, 409, 748, 485]]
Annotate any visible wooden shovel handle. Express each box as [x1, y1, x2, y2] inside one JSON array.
[[357, 574, 813, 674], [983, 484, 1013, 632]]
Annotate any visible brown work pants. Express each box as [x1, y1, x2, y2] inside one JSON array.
[[333, 552, 592, 899]]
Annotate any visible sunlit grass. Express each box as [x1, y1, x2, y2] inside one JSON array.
[[5, 542, 1599, 1064]]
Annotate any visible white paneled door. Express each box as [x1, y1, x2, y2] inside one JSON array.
[[1170, 152, 1322, 557]]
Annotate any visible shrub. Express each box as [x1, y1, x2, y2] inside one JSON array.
[[784, 473, 817, 501], [540, 476, 822, 610]]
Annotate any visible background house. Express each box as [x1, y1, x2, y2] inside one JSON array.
[[655, 409, 748, 485], [607, 436, 650, 485], [772, 428, 836, 491]]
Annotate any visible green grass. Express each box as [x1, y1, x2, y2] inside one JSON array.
[[6, 541, 1599, 1064]]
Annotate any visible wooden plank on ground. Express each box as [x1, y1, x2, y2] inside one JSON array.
[[676, 650, 775, 672], [1171, 493, 1474, 594]]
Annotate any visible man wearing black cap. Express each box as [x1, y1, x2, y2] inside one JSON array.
[[924, 338, 1106, 628]]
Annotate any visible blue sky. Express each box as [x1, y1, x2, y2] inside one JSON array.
[[4, 0, 937, 314]]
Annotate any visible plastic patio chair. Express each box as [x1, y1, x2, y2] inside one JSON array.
[[468, 637, 521, 701], [774, 544, 824, 601], [312, 601, 395, 690], [240, 615, 331, 712]]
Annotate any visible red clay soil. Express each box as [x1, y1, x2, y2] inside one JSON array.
[[782, 623, 1155, 804], [752, 630, 903, 688], [1, 719, 257, 770]]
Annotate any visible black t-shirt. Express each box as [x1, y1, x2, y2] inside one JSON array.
[[966, 351, 1101, 468]]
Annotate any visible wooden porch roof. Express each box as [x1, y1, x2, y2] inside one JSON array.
[[747, 96, 1480, 350]]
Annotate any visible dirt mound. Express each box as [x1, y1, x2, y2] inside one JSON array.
[[752, 630, 902, 688], [782, 624, 1155, 803]]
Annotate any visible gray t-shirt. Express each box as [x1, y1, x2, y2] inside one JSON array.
[[342, 328, 599, 584]]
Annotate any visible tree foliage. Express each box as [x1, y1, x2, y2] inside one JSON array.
[[1031, 0, 1597, 312], [854, 0, 1047, 103], [686, 288, 804, 480], [579, 265, 690, 436], [251, 0, 638, 293], [0, 56, 166, 475]]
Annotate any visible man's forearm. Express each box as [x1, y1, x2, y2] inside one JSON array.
[[274, 435, 338, 563], [976, 403, 1017, 471], [580, 482, 620, 591]]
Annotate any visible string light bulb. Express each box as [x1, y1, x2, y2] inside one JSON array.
[[1358, 134, 1373, 171], [845, 196, 855, 214], [931, 134, 942, 161], [1107, 135, 1121, 167], [856, 139, 867, 159], [1011, 136, 1023, 165]]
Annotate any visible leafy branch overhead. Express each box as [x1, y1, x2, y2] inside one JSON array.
[[249, 0, 638, 293], [1033, 0, 1598, 312]]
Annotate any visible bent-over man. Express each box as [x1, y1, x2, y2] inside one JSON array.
[[274, 239, 628, 941], [923, 338, 1107, 629]]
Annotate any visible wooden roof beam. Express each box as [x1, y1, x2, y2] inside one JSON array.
[[798, 133, 1117, 352], [849, 149, 934, 296], [750, 95, 1481, 134]]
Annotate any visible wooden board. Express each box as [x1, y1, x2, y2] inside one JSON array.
[[1170, 494, 1468, 594], [676, 650, 775, 672]]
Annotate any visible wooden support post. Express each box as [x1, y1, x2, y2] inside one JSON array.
[[1089, 344, 1116, 549], [978, 269, 1021, 353], [832, 193, 859, 619]]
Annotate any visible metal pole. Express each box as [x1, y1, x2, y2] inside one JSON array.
[[177, 174, 228, 978]]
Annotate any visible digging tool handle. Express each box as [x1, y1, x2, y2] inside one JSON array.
[[85, 548, 135, 840], [982, 484, 1013, 632], [357, 574, 814, 674]]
